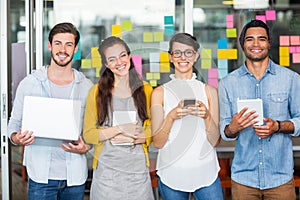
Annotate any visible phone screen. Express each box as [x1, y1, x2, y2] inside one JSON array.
[[183, 99, 196, 107]]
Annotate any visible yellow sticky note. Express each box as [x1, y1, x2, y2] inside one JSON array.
[[160, 62, 170, 72], [91, 47, 100, 58], [122, 21, 132, 31], [201, 49, 212, 59], [279, 47, 290, 57], [280, 56, 290, 67], [153, 72, 160, 80], [81, 59, 91, 69], [218, 49, 228, 59], [150, 80, 157, 87], [201, 59, 212, 69], [154, 32, 164, 42], [160, 52, 169, 63], [112, 25, 122, 37], [96, 67, 101, 78], [143, 32, 153, 42], [226, 28, 237, 38], [146, 73, 153, 80], [92, 57, 101, 68], [228, 49, 238, 60]]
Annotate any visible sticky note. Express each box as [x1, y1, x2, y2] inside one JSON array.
[[201, 59, 212, 69], [160, 52, 169, 63], [226, 28, 237, 38], [96, 67, 101, 78], [150, 80, 157, 87], [81, 59, 91, 69], [112, 25, 122, 37], [91, 47, 100, 58], [290, 46, 296, 53], [266, 10, 276, 21], [92, 58, 101, 68], [143, 32, 153, 42], [154, 32, 164, 42], [226, 14, 234, 22], [218, 39, 228, 49], [292, 53, 300, 63], [160, 41, 169, 51], [164, 16, 174, 25], [228, 49, 238, 60], [164, 25, 174, 36], [218, 59, 228, 69], [149, 53, 160, 63], [208, 78, 218, 88], [132, 55, 142, 78], [160, 62, 170, 72], [279, 47, 290, 57], [146, 73, 153, 80], [208, 68, 218, 78], [150, 63, 160, 72], [290, 36, 300, 46], [122, 21, 132, 31], [73, 42, 81, 60], [256, 15, 266, 23], [218, 49, 228, 59], [153, 72, 160, 80], [296, 46, 300, 53], [201, 49, 212, 59], [218, 69, 228, 79], [280, 36, 290, 46], [279, 56, 290, 66], [226, 21, 234, 28]]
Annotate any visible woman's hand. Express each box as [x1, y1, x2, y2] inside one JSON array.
[[187, 100, 209, 119], [168, 100, 190, 120], [117, 121, 139, 139]]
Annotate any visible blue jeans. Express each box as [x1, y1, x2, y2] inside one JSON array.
[[28, 178, 85, 200], [158, 177, 223, 200]]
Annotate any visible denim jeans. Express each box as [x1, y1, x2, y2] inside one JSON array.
[[158, 177, 223, 200], [28, 178, 85, 200]]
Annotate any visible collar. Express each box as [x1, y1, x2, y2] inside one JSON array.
[[169, 73, 197, 80]]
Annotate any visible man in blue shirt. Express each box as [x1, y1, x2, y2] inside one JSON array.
[[219, 19, 300, 199]]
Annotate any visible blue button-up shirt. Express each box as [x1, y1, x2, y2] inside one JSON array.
[[219, 59, 300, 189]]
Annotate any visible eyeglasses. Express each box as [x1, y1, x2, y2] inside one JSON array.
[[170, 49, 196, 58], [107, 51, 129, 66]]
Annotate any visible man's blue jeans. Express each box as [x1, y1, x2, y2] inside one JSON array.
[[158, 177, 223, 200], [28, 178, 85, 200]]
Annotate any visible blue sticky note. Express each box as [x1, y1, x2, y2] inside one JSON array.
[[218, 39, 228, 49], [164, 16, 173, 25], [164, 25, 174, 36], [73, 42, 81, 60], [218, 59, 228, 69]]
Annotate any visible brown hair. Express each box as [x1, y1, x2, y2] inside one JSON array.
[[96, 36, 148, 126], [48, 22, 80, 46]]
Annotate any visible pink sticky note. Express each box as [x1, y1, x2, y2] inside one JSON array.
[[266, 10, 276, 21], [226, 21, 234, 28], [290, 46, 296, 53], [280, 36, 290, 46], [208, 78, 218, 88], [296, 46, 300, 53], [290, 36, 300, 46], [208, 68, 218, 79], [131, 55, 142, 78], [293, 53, 300, 63], [256, 15, 266, 23], [226, 14, 234, 22]]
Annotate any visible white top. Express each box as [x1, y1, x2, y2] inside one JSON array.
[[156, 74, 220, 192]]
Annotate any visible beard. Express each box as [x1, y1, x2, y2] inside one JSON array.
[[244, 50, 269, 62], [51, 51, 74, 67]]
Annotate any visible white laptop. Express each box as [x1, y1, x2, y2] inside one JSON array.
[[237, 98, 264, 126], [21, 96, 82, 141]]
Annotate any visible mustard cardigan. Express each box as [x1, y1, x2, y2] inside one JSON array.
[[83, 81, 153, 169]]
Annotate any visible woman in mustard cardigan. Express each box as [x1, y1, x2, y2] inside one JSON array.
[[83, 36, 154, 200]]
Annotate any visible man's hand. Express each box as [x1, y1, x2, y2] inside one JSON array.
[[252, 118, 278, 138], [11, 130, 35, 146], [61, 136, 91, 154], [225, 107, 258, 137]]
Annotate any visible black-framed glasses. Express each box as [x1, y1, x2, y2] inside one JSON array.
[[170, 49, 196, 58]]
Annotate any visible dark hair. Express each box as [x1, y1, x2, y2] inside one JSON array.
[[96, 36, 148, 126], [168, 33, 200, 53], [239, 19, 271, 50], [48, 22, 80, 46]]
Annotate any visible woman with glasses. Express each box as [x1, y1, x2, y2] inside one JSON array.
[[83, 36, 154, 200], [151, 33, 223, 200]]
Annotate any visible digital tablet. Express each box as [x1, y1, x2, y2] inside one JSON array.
[[237, 98, 264, 126]]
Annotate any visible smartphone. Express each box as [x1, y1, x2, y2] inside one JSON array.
[[183, 99, 196, 107]]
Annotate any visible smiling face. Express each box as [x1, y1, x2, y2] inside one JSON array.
[[243, 27, 270, 62], [169, 42, 199, 77], [104, 43, 131, 78], [48, 33, 77, 67]]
